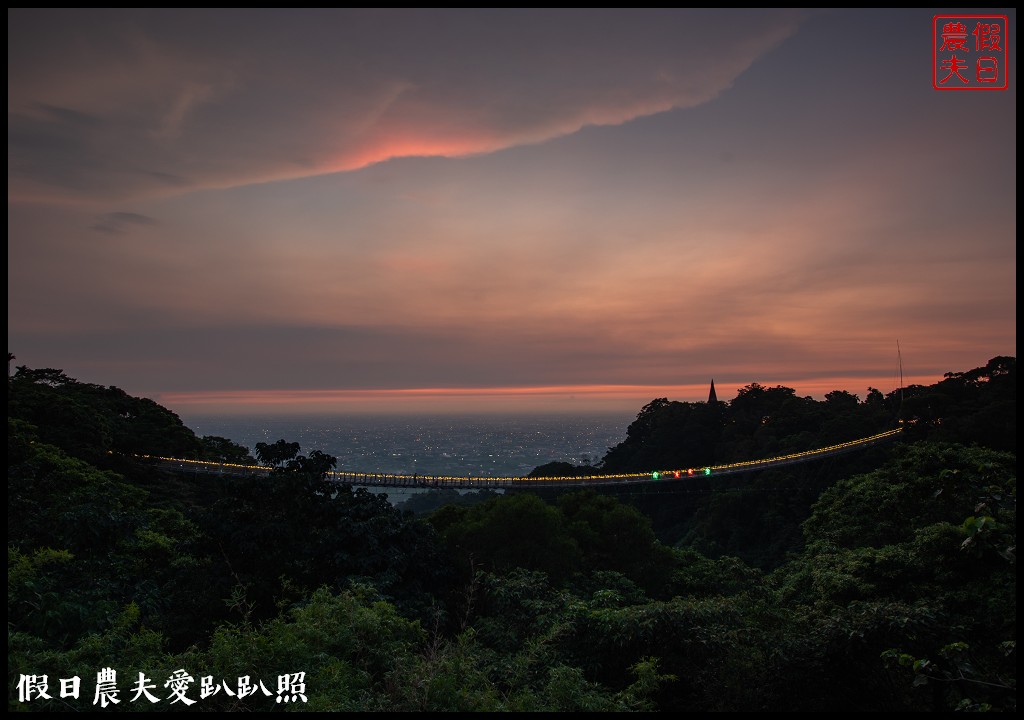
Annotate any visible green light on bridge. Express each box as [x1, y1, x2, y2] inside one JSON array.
[[652, 471, 660, 480], [703, 468, 711, 476]]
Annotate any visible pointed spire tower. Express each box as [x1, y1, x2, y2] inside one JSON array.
[[708, 379, 718, 404]]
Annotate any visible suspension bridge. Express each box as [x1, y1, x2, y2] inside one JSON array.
[[149, 427, 903, 490]]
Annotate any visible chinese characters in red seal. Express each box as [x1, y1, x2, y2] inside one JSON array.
[[934, 15, 1009, 90]]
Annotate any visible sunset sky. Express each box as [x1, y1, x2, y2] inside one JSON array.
[[8, 9, 1016, 415]]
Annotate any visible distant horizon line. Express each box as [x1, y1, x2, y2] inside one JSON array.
[[159, 373, 941, 416]]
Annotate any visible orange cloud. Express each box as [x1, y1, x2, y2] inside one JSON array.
[[8, 9, 805, 206]]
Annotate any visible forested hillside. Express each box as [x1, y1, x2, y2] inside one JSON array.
[[8, 358, 1015, 711]]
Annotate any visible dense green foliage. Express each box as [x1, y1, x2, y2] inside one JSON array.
[[600, 356, 1015, 474], [578, 357, 1016, 569], [7, 364, 256, 468], [8, 357, 1015, 711]]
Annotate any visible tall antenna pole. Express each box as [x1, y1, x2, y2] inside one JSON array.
[[897, 340, 904, 415]]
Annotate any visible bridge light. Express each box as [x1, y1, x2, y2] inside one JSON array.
[[674, 471, 680, 478], [703, 468, 711, 476], [652, 471, 660, 480], [687, 469, 694, 476]]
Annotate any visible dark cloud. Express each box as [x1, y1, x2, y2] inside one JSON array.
[[32, 104, 100, 127], [91, 212, 158, 235], [142, 170, 193, 188]]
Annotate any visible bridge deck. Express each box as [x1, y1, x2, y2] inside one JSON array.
[[150, 428, 903, 489]]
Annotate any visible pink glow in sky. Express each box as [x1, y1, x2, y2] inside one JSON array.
[[7, 9, 1017, 414]]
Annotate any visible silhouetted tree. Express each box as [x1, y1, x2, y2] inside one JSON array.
[[254, 439, 301, 467]]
